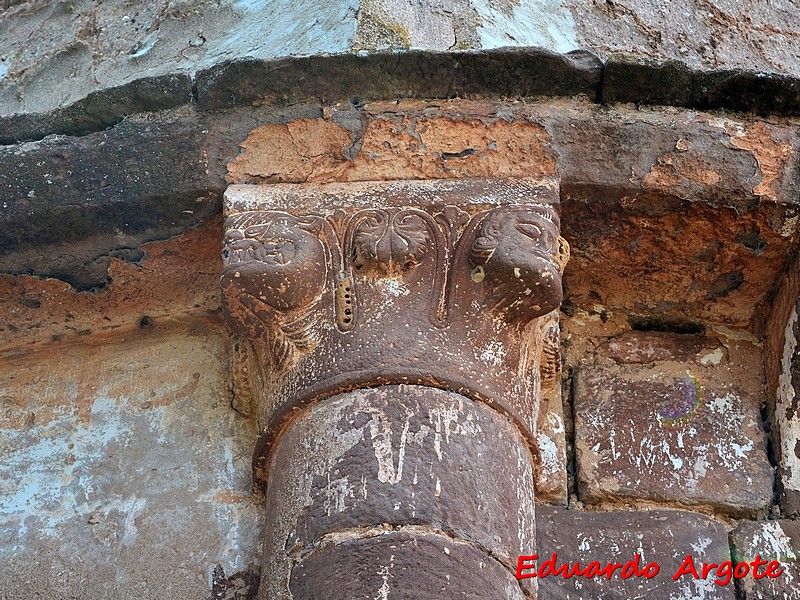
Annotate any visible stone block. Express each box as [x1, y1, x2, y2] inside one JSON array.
[[731, 519, 800, 600], [196, 49, 602, 111], [0, 73, 193, 145], [603, 55, 694, 107], [0, 114, 221, 289], [692, 69, 800, 116], [535, 506, 735, 599], [574, 364, 773, 515], [764, 266, 800, 517], [597, 331, 726, 365]]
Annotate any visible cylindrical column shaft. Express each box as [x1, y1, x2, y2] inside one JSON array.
[[260, 385, 536, 599]]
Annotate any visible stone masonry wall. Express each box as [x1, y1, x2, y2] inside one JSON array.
[[2, 2, 800, 599]]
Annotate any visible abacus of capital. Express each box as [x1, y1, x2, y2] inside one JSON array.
[[220, 177, 568, 599]]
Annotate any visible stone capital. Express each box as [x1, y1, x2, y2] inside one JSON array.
[[221, 177, 568, 485], [221, 177, 568, 599]]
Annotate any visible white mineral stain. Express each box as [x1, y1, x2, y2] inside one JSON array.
[[375, 554, 394, 600], [376, 277, 410, 298], [699, 347, 724, 365], [690, 536, 712, 554], [480, 341, 507, 366], [429, 401, 471, 461], [322, 474, 354, 515], [708, 393, 735, 415], [758, 522, 798, 561], [536, 433, 559, 475], [778, 306, 800, 489], [369, 411, 411, 485]]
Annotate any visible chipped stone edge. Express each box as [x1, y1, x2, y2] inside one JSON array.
[[3, 47, 800, 146]]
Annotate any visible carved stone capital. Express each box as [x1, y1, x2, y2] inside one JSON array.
[[221, 178, 568, 484]]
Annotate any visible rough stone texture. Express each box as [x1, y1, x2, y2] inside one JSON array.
[[0, 0, 596, 117], [0, 317, 264, 600], [221, 177, 565, 598], [196, 49, 602, 111], [224, 100, 799, 330], [597, 331, 727, 365], [290, 531, 525, 600], [2, 98, 797, 302], [691, 68, 800, 116], [225, 109, 560, 184], [765, 252, 800, 517], [536, 506, 736, 599], [603, 56, 694, 106], [574, 364, 773, 516], [562, 198, 796, 331], [536, 313, 568, 504], [0, 216, 222, 350], [0, 73, 193, 145], [731, 519, 800, 600], [566, 0, 800, 78], [0, 111, 222, 289], [260, 386, 535, 598], [2, 1, 800, 118]]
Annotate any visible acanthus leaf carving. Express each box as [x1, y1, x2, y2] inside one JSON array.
[[350, 209, 431, 276]]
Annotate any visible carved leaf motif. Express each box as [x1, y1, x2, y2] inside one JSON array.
[[352, 210, 430, 276], [238, 294, 319, 372], [434, 205, 470, 248]]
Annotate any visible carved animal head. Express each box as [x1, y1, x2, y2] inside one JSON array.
[[471, 205, 567, 322], [221, 212, 328, 336]]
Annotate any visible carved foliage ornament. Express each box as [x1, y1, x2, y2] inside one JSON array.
[[222, 204, 567, 365], [220, 178, 569, 480]]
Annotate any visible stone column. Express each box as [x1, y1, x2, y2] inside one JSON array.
[[220, 178, 568, 599]]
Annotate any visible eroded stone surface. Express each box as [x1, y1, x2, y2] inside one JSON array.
[[536, 312, 568, 504], [764, 255, 800, 517], [536, 506, 735, 600], [290, 531, 525, 600], [566, 0, 800, 78], [2, 98, 797, 304], [0, 112, 222, 289], [574, 364, 773, 515], [261, 385, 535, 598], [597, 331, 726, 365], [731, 519, 800, 600], [2, 1, 800, 118], [0, 215, 222, 350], [0, 318, 264, 599]]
